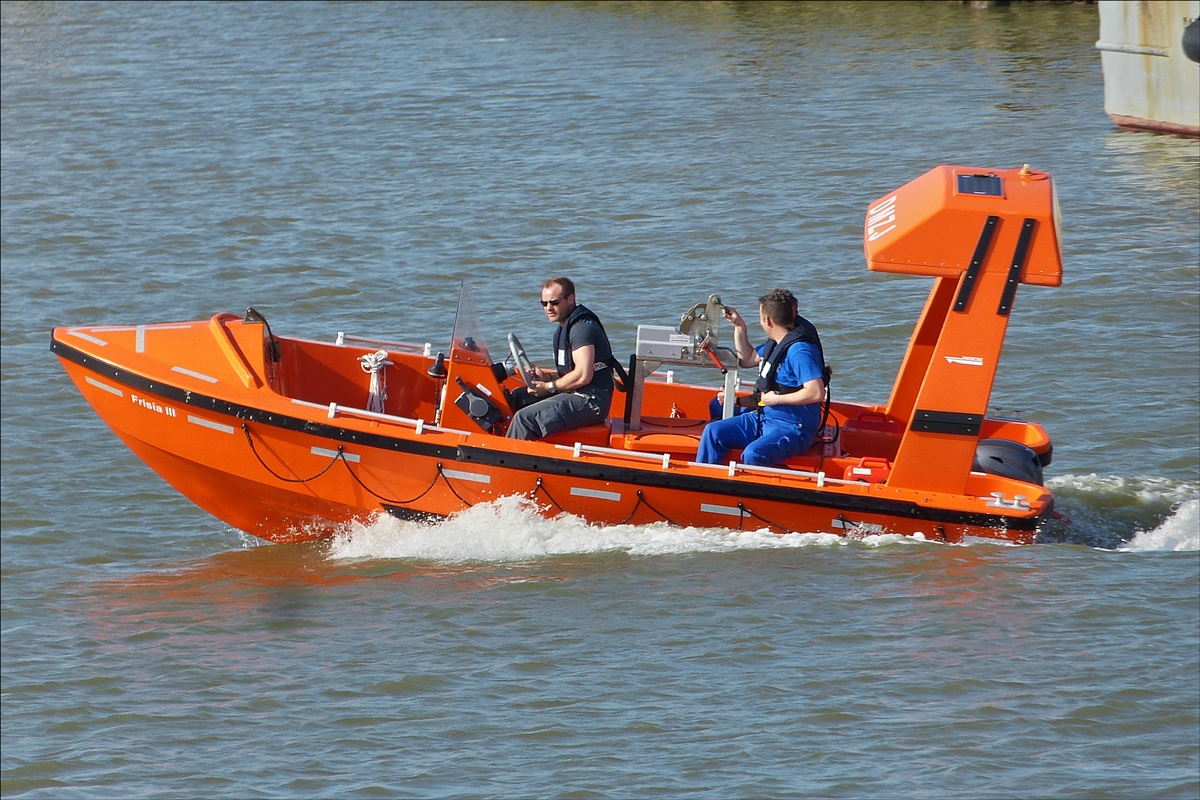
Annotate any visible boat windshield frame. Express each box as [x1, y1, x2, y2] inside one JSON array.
[[449, 279, 495, 367]]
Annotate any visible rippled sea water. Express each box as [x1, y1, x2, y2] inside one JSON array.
[[2, 2, 1197, 798]]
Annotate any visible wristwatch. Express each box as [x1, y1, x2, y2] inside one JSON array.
[[549, 381, 557, 394]]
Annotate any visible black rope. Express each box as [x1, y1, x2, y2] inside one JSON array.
[[638, 491, 674, 524], [532, 476, 564, 513], [534, 480, 677, 527], [737, 501, 805, 535], [617, 490, 673, 525], [617, 491, 646, 525], [338, 455, 445, 506], [435, 463, 475, 509], [817, 384, 836, 445], [242, 422, 342, 483], [243, 422, 456, 510]]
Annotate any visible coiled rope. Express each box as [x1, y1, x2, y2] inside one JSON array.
[[357, 350, 390, 414]]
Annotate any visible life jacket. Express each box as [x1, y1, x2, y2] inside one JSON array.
[[754, 315, 830, 395], [553, 304, 629, 392]]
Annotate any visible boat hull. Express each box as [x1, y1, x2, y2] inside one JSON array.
[[54, 337, 1049, 546]]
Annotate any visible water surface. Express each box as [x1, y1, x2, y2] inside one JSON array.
[[2, 2, 1197, 797]]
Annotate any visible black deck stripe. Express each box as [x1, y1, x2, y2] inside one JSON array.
[[51, 337, 458, 460], [52, 335, 1048, 532], [953, 215, 1000, 312], [455, 445, 1042, 531], [997, 218, 1037, 316], [911, 409, 983, 436]]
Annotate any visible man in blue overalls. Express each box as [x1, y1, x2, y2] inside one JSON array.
[[506, 277, 616, 441], [696, 290, 825, 466]]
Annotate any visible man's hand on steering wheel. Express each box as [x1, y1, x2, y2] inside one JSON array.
[[530, 378, 556, 398]]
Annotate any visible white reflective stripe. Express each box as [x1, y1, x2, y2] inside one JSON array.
[[701, 503, 744, 517], [312, 446, 358, 463], [135, 325, 145, 353], [66, 329, 108, 346], [84, 376, 123, 397], [187, 415, 235, 434], [171, 366, 218, 384], [570, 487, 621, 502], [442, 468, 491, 484]]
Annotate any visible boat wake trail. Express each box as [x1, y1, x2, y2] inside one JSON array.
[[325, 495, 916, 564], [324, 476, 1198, 563], [1039, 475, 1198, 551], [1122, 498, 1198, 552]]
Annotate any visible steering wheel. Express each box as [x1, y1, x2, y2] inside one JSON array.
[[507, 333, 537, 390]]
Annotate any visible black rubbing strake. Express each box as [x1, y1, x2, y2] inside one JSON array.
[[997, 218, 1037, 316], [954, 215, 1000, 312]]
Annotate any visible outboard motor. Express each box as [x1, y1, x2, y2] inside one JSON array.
[[973, 438, 1044, 486]]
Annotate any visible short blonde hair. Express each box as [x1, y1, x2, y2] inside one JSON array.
[[542, 277, 575, 297]]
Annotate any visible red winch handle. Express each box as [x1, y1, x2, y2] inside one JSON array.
[[699, 341, 727, 374]]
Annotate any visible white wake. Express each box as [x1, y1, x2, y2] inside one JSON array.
[[1121, 498, 1199, 553], [1047, 474, 1199, 552], [325, 495, 916, 563]]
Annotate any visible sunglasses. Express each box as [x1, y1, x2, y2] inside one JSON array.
[[540, 297, 566, 308]]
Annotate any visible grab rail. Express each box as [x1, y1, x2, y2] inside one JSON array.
[[335, 332, 432, 355], [289, 398, 471, 436], [556, 442, 673, 470], [555, 441, 862, 485], [209, 313, 262, 389]]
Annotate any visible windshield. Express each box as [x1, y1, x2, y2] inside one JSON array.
[[449, 279, 494, 368]]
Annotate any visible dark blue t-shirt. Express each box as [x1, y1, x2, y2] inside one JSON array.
[[553, 305, 614, 405]]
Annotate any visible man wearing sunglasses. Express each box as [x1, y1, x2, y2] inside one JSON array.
[[506, 276, 617, 441]]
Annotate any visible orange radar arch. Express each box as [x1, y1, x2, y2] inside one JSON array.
[[864, 164, 1064, 495]]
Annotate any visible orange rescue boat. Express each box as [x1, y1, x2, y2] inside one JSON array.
[[52, 165, 1064, 545]]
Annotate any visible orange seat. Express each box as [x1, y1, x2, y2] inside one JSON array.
[[540, 422, 612, 448]]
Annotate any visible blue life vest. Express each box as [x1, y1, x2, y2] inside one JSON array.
[[755, 316, 829, 395], [553, 304, 628, 391]]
